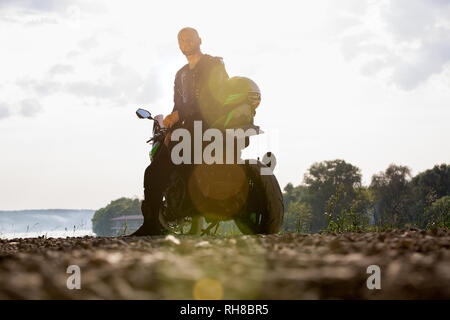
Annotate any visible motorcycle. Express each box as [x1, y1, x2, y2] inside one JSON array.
[[136, 108, 284, 235]]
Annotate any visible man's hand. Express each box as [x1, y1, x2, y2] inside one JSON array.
[[163, 111, 179, 128], [164, 131, 172, 147]]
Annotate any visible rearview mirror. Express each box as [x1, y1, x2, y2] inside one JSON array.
[[136, 108, 152, 119]]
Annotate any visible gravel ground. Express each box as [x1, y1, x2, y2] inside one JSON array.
[[0, 229, 449, 299]]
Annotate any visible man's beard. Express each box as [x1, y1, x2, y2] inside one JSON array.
[[182, 46, 200, 56]]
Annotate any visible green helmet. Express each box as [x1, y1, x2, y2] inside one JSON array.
[[223, 76, 261, 108]]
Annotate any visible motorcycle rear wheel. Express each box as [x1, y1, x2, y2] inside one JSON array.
[[234, 161, 284, 234]]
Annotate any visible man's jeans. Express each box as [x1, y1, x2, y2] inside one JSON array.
[[142, 144, 174, 228]]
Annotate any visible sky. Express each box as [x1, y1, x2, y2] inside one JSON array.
[[0, 0, 449, 210]]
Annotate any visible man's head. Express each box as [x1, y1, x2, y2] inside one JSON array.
[[178, 27, 202, 56]]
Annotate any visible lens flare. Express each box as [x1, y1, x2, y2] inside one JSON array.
[[188, 164, 248, 219], [197, 64, 228, 127], [193, 277, 224, 300]]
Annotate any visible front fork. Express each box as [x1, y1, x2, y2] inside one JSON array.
[[150, 141, 161, 162]]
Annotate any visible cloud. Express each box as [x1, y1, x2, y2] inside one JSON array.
[[0, 0, 104, 12], [17, 61, 161, 107], [390, 30, 450, 89], [48, 64, 74, 75], [62, 65, 160, 106], [384, 0, 449, 40], [20, 99, 42, 117], [65, 81, 116, 99], [0, 0, 72, 11], [78, 36, 99, 51], [335, 0, 450, 90], [16, 77, 62, 96], [0, 102, 10, 119], [0, 0, 106, 26], [0, 100, 42, 119], [0, 1, 75, 26]]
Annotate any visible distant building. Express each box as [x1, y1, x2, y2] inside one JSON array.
[[110, 215, 143, 235]]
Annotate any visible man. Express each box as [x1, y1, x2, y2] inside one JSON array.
[[131, 27, 229, 236]]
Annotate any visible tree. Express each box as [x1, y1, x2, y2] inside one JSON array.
[[411, 164, 450, 199], [281, 161, 448, 232], [409, 164, 450, 227], [281, 183, 311, 232], [303, 159, 363, 232], [282, 183, 308, 207], [424, 196, 450, 229], [324, 184, 373, 232], [92, 198, 141, 236], [283, 183, 295, 206], [370, 164, 412, 227], [351, 187, 374, 217], [283, 201, 312, 233]]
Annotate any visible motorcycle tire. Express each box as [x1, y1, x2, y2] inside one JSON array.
[[234, 161, 284, 234]]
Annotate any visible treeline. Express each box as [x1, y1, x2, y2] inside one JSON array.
[[92, 198, 141, 236], [92, 161, 449, 236], [282, 160, 449, 233]]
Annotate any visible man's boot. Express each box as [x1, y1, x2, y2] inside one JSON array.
[[128, 199, 165, 236]]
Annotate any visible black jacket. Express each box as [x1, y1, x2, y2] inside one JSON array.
[[172, 54, 229, 129]]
